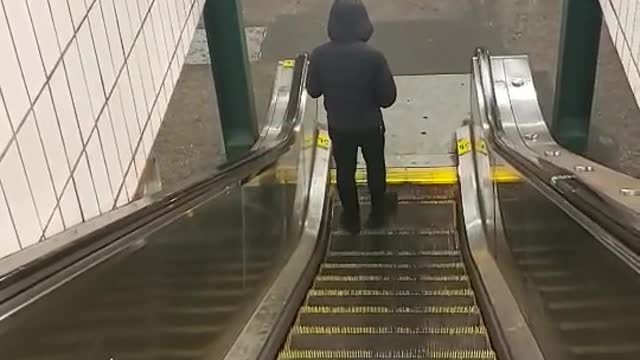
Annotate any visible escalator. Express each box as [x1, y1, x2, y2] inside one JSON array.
[[0, 175, 300, 360], [498, 181, 640, 359], [278, 185, 497, 359], [2, 48, 640, 360], [0, 57, 312, 360]]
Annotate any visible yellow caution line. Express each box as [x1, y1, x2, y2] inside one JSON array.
[[290, 325, 486, 336], [271, 166, 520, 185], [492, 167, 520, 183], [300, 305, 479, 315], [321, 263, 465, 270], [327, 250, 460, 257], [307, 289, 474, 297], [279, 349, 496, 359], [333, 167, 458, 185], [315, 275, 469, 282]]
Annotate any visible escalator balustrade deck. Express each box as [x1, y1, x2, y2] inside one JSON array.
[[278, 185, 496, 360]]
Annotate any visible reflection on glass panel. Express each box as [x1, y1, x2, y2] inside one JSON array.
[[493, 172, 640, 359], [0, 84, 319, 359], [0, 186, 248, 359]]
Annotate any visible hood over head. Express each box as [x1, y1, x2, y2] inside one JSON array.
[[328, 0, 374, 43]]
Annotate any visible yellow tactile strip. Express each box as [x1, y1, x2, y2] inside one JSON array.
[[321, 263, 465, 270], [327, 250, 460, 257], [300, 305, 480, 315], [290, 325, 487, 336], [268, 166, 520, 185], [278, 348, 496, 359], [314, 275, 469, 283], [307, 289, 475, 298]]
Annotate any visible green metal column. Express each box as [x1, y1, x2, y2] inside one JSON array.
[[552, 0, 602, 153], [203, 0, 258, 159]]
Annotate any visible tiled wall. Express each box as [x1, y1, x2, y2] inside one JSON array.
[[0, 0, 204, 258], [600, 0, 640, 105]]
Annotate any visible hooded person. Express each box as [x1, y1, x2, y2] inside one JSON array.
[[307, 0, 397, 234]]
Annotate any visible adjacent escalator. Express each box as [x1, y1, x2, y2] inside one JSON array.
[[0, 171, 300, 360], [278, 184, 497, 360], [497, 181, 640, 360]]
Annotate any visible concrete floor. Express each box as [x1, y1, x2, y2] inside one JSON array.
[[148, 0, 640, 191]]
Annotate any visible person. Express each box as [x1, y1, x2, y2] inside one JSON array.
[[307, 0, 397, 234]]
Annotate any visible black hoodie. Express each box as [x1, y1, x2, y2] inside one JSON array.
[[307, 0, 397, 133]]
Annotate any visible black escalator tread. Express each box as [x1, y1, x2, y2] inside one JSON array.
[[298, 306, 482, 327], [357, 184, 456, 202], [334, 203, 456, 232], [330, 234, 457, 252], [280, 186, 495, 360]]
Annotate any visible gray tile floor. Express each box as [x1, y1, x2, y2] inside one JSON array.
[[148, 0, 640, 191]]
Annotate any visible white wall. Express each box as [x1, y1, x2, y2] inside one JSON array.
[[600, 0, 640, 105], [0, 0, 204, 258]]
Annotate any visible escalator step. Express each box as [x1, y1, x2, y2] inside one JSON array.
[[306, 289, 475, 307], [569, 343, 640, 360], [278, 348, 496, 359], [298, 305, 482, 327], [326, 250, 460, 263], [313, 275, 469, 291], [326, 256, 462, 265], [327, 250, 461, 257], [334, 203, 456, 231], [39, 325, 224, 353], [553, 309, 640, 326], [547, 296, 640, 311], [287, 325, 489, 351], [330, 234, 457, 252], [281, 186, 494, 360], [319, 263, 467, 278]]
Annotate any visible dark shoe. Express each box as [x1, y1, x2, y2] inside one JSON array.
[[340, 213, 361, 235], [366, 213, 386, 229]]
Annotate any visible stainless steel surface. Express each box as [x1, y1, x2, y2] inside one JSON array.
[[472, 48, 640, 274], [473, 48, 640, 359], [223, 120, 332, 360], [255, 62, 296, 150], [456, 125, 544, 360]]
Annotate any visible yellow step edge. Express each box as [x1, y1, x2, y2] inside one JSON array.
[[268, 166, 520, 185], [300, 305, 479, 315], [307, 289, 474, 297], [290, 325, 487, 336], [327, 250, 460, 257], [314, 275, 469, 282], [278, 349, 497, 359], [321, 263, 465, 270]]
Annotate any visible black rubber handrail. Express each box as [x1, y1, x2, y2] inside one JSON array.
[[0, 54, 309, 305]]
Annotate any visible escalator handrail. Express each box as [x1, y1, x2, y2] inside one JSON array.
[[0, 54, 309, 303], [473, 48, 640, 271]]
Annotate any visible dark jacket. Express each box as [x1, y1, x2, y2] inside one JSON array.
[[307, 0, 397, 133]]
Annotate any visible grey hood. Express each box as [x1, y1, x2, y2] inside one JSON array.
[[327, 0, 374, 43]]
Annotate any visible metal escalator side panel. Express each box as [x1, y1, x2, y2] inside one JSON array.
[[456, 124, 545, 360], [223, 127, 333, 360], [473, 50, 640, 271], [0, 55, 309, 315]]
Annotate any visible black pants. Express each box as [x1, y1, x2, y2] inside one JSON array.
[[330, 128, 386, 221]]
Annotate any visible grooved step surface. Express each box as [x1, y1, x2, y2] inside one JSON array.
[[279, 185, 495, 359]]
